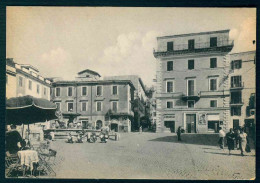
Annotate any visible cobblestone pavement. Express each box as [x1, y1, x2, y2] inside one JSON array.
[[49, 133, 255, 180]]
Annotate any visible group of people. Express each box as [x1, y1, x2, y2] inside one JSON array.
[[67, 126, 110, 143], [218, 127, 251, 156]]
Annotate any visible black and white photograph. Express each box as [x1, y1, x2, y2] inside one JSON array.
[[5, 7, 256, 180]]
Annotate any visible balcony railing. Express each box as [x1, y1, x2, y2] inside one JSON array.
[[231, 82, 244, 89], [153, 40, 234, 57]]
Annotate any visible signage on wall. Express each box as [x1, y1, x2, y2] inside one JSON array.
[[198, 113, 207, 125], [164, 114, 175, 119]]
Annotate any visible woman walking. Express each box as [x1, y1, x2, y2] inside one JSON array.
[[226, 128, 235, 155], [239, 128, 247, 156]]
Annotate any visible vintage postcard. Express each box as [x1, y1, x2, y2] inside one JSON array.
[[5, 7, 256, 180]]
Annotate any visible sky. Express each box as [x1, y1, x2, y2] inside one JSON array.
[[6, 7, 256, 87]]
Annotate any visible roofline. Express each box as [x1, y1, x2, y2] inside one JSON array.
[[157, 29, 230, 40], [229, 50, 256, 55], [53, 80, 136, 90], [77, 69, 101, 77], [19, 64, 39, 72]]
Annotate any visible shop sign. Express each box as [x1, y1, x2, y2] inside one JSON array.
[[198, 113, 207, 125], [164, 114, 175, 119]]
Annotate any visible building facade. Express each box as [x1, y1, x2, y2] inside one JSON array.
[[229, 51, 256, 130], [6, 58, 52, 140], [51, 70, 135, 132], [104, 75, 149, 131], [6, 58, 51, 100], [153, 30, 234, 133]]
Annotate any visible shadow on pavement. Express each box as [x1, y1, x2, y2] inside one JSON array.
[[204, 151, 255, 157], [149, 134, 219, 146]]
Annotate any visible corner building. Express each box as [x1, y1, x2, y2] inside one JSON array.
[[153, 30, 234, 133]]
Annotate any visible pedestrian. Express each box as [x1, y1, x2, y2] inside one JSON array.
[[239, 128, 248, 156], [139, 126, 142, 134], [218, 127, 225, 149], [177, 126, 182, 141], [226, 128, 235, 155], [5, 124, 23, 154], [234, 128, 240, 150]]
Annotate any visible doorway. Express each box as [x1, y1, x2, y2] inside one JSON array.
[[233, 119, 239, 130], [111, 123, 118, 132], [96, 120, 103, 130], [164, 121, 175, 133], [208, 121, 219, 133], [186, 114, 196, 133]]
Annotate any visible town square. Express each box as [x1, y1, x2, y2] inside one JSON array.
[[5, 7, 256, 180]]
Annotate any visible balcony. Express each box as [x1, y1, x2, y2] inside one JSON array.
[[153, 40, 234, 58], [230, 82, 244, 90], [181, 93, 200, 101], [230, 99, 244, 106]]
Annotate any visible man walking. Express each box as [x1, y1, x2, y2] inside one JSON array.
[[218, 127, 225, 149], [177, 126, 182, 141]]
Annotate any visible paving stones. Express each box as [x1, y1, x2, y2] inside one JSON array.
[[48, 133, 255, 180]]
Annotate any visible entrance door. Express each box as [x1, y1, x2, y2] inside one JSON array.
[[111, 124, 118, 132], [186, 114, 196, 133], [233, 119, 239, 130], [96, 120, 103, 130], [82, 120, 88, 129], [164, 121, 175, 133], [208, 121, 219, 133]]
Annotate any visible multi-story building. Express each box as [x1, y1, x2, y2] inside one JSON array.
[[6, 59, 17, 99], [153, 30, 234, 133], [6, 58, 52, 100], [6, 58, 52, 140], [229, 51, 256, 130], [51, 70, 135, 132], [104, 75, 148, 131]]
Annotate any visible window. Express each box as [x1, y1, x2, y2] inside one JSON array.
[[209, 78, 217, 91], [82, 86, 87, 96], [153, 112, 156, 116], [167, 61, 173, 71], [67, 102, 73, 111], [111, 101, 118, 112], [187, 100, 195, 108], [44, 88, 47, 95], [231, 76, 242, 88], [55, 102, 61, 111], [96, 86, 103, 96], [28, 80, 32, 90], [166, 101, 174, 109], [166, 81, 174, 93], [231, 60, 242, 69], [188, 39, 195, 50], [68, 87, 73, 96], [210, 100, 217, 107], [19, 76, 23, 87], [167, 41, 174, 51], [187, 80, 195, 96], [81, 102, 87, 111], [231, 91, 242, 104], [96, 101, 102, 111], [188, 60, 194, 70], [210, 37, 217, 47], [37, 84, 40, 94], [210, 58, 217, 68], [231, 106, 241, 116], [112, 86, 118, 95], [56, 88, 61, 97]]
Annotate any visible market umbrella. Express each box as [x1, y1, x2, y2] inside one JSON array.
[[6, 95, 57, 125]]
